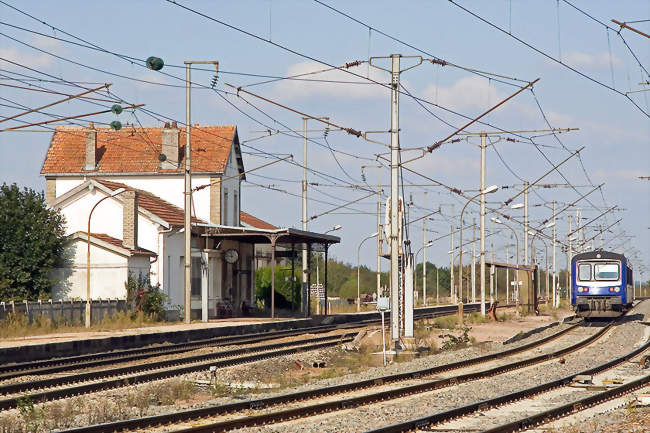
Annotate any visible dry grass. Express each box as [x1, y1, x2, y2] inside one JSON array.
[[0, 311, 177, 339], [0, 379, 196, 432]]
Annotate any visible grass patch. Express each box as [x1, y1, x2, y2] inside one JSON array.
[[0, 378, 197, 432], [0, 311, 176, 339]]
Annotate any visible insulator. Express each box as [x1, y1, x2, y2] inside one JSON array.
[[210, 72, 219, 89], [111, 104, 123, 115], [158, 153, 167, 162], [146, 56, 164, 71], [110, 120, 122, 131]]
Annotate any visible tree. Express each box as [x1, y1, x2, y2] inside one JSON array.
[[255, 267, 301, 310], [0, 183, 66, 300]]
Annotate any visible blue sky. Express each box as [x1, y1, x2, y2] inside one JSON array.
[[0, 1, 648, 281]]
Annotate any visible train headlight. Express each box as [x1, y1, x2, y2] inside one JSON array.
[[577, 287, 582, 292], [614, 287, 620, 292]]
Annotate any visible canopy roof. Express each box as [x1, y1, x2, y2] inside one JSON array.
[[200, 225, 340, 252]]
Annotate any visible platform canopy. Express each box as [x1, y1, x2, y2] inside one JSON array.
[[485, 260, 537, 272], [199, 225, 340, 251]]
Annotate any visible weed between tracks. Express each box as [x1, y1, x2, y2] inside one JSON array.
[[0, 378, 196, 432]]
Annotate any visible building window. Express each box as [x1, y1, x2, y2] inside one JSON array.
[[233, 191, 238, 226], [191, 257, 202, 295], [223, 189, 229, 226]]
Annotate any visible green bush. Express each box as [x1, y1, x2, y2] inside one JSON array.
[[0, 183, 66, 300], [125, 273, 167, 320], [255, 267, 300, 310]]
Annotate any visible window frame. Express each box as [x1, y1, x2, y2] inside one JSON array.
[[577, 263, 592, 281], [594, 262, 620, 281]]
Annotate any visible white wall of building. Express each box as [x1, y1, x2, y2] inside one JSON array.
[[57, 189, 164, 286], [52, 238, 130, 300], [221, 144, 241, 226], [55, 175, 213, 223]]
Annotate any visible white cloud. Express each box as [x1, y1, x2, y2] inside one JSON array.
[[271, 61, 390, 100], [0, 35, 62, 70], [0, 46, 52, 69], [31, 34, 62, 51], [561, 51, 623, 69], [422, 76, 502, 112]]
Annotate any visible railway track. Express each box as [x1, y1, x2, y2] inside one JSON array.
[[0, 331, 356, 410], [54, 318, 586, 433], [360, 302, 650, 433], [0, 303, 503, 411], [366, 341, 650, 433], [478, 357, 650, 433], [0, 303, 492, 382]]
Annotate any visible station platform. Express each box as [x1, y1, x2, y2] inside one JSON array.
[[0, 303, 481, 364]]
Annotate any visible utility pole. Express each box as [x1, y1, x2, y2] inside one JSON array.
[[552, 200, 557, 306], [505, 242, 510, 303], [436, 267, 439, 305], [471, 218, 476, 303], [490, 242, 495, 302], [566, 215, 568, 302], [480, 132, 487, 316], [370, 54, 423, 346], [302, 118, 308, 313], [450, 218, 455, 304], [389, 54, 400, 343], [184, 60, 219, 324], [523, 181, 529, 266], [422, 192, 427, 306], [184, 63, 192, 324], [377, 168, 382, 301]]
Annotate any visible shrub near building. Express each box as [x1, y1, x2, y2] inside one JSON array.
[[0, 183, 66, 300]]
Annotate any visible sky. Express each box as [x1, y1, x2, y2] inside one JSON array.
[[0, 0, 648, 282]]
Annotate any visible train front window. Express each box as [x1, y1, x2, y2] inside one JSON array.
[[594, 263, 619, 281], [578, 264, 591, 281]]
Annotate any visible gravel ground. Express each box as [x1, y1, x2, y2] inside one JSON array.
[[135, 319, 585, 432], [0, 330, 354, 387], [0, 331, 352, 402], [430, 346, 650, 431], [217, 301, 650, 433], [0, 315, 577, 432], [538, 388, 650, 433]]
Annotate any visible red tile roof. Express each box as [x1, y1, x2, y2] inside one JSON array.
[[97, 179, 205, 226], [85, 232, 157, 256], [41, 125, 236, 174], [240, 211, 277, 230]]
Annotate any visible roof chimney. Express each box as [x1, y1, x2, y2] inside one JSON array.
[[83, 122, 97, 171], [122, 190, 138, 250], [160, 123, 180, 169]]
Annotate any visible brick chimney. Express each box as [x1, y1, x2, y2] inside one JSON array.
[[161, 122, 180, 169], [122, 190, 138, 250], [83, 122, 97, 171]]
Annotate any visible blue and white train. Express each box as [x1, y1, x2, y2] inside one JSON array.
[[571, 250, 633, 318]]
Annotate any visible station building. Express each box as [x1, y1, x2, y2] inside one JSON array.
[[41, 123, 338, 319]]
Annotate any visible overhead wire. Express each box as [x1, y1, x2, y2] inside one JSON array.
[[446, 0, 650, 119]]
